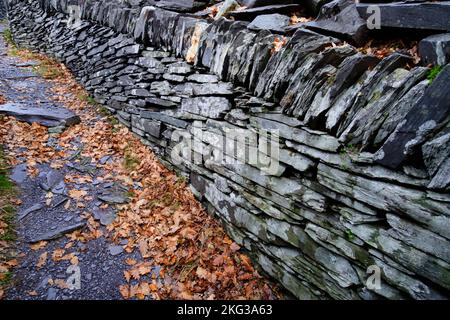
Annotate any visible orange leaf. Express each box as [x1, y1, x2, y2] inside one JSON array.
[[30, 241, 47, 250], [119, 284, 130, 299], [36, 252, 47, 269]]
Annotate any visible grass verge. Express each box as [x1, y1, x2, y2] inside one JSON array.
[[0, 145, 18, 298]]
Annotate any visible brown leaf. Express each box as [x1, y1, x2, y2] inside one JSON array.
[[119, 284, 130, 299], [230, 242, 240, 252], [30, 241, 47, 250], [36, 252, 47, 269]]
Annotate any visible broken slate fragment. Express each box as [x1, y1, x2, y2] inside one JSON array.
[[108, 245, 124, 256], [98, 192, 129, 204], [0, 102, 80, 127], [18, 203, 44, 220], [28, 222, 85, 243], [304, 3, 368, 46], [229, 4, 301, 21], [419, 33, 450, 66], [357, 2, 450, 33], [46, 170, 64, 190], [375, 64, 450, 169], [11, 163, 27, 184], [247, 14, 291, 33]]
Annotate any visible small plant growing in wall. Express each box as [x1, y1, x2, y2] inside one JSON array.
[[345, 229, 356, 241], [427, 65, 443, 83]]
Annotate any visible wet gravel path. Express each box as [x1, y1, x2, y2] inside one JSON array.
[[0, 23, 156, 300]]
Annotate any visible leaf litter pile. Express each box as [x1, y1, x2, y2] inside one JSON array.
[[0, 49, 280, 300]]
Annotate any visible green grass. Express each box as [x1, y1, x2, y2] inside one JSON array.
[[0, 271, 12, 287], [0, 146, 16, 242], [0, 148, 14, 196], [427, 65, 443, 83], [78, 93, 97, 106], [32, 62, 64, 80], [123, 147, 140, 171], [0, 205, 16, 242], [344, 229, 356, 241], [1, 28, 16, 48], [96, 106, 120, 130], [0, 145, 17, 293]]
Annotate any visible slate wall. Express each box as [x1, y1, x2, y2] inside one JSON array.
[[7, 0, 450, 299], [0, 0, 7, 19]]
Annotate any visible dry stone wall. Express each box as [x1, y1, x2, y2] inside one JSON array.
[[0, 0, 7, 19], [6, 0, 450, 300]]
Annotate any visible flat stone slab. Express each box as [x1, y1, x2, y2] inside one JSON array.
[[229, 4, 302, 21], [108, 245, 124, 256], [419, 33, 450, 66], [18, 203, 44, 221], [375, 64, 450, 169], [27, 222, 86, 243], [305, 3, 368, 46], [98, 192, 129, 204], [248, 14, 291, 33], [11, 163, 27, 184], [0, 102, 81, 127], [357, 2, 450, 32]]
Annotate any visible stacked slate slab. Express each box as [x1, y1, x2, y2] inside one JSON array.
[[0, 0, 7, 19], [7, 0, 450, 300]]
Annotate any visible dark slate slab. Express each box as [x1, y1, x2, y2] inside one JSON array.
[[145, 97, 177, 108], [304, 3, 368, 46], [154, 0, 208, 13], [0, 102, 81, 127], [375, 64, 450, 169], [357, 2, 450, 32], [28, 222, 86, 243], [140, 110, 189, 128], [419, 33, 450, 67], [247, 14, 291, 34], [229, 4, 302, 21], [330, 53, 380, 101], [239, 0, 297, 8]]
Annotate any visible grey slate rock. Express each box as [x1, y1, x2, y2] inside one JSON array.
[[0, 102, 80, 127], [145, 97, 177, 108], [187, 74, 219, 83], [108, 245, 124, 256], [132, 115, 162, 137], [247, 14, 290, 34], [46, 170, 64, 190], [131, 88, 151, 97], [19, 204, 44, 221], [140, 111, 189, 128], [46, 288, 58, 300], [375, 64, 450, 169], [98, 192, 129, 204], [428, 158, 450, 191], [304, 3, 368, 46], [422, 132, 450, 177], [330, 53, 379, 101], [229, 4, 302, 21], [92, 207, 117, 225], [181, 97, 232, 119], [11, 163, 27, 184], [28, 222, 86, 243], [357, 2, 450, 32], [419, 33, 450, 66]]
